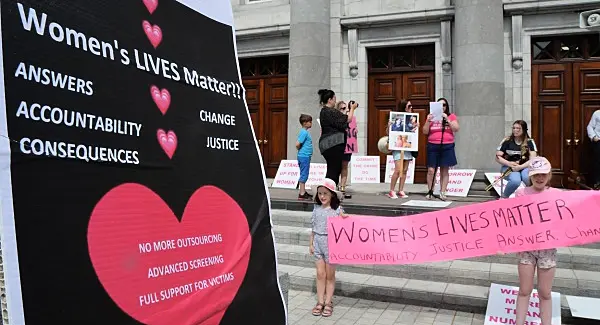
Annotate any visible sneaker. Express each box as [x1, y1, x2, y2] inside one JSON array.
[[387, 191, 398, 199], [298, 192, 312, 200], [397, 191, 409, 198]]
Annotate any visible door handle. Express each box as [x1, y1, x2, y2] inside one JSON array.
[[574, 138, 580, 146], [264, 139, 269, 144], [258, 139, 263, 144], [566, 139, 571, 146]]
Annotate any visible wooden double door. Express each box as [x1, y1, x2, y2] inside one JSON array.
[[367, 72, 435, 183], [240, 56, 289, 178], [532, 61, 600, 187]]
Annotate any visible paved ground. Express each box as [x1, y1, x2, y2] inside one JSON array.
[[287, 290, 485, 325]]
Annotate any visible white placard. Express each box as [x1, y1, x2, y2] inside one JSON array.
[[484, 172, 525, 198], [271, 160, 300, 189], [271, 160, 327, 189], [388, 112, 419, 151], [485, 283, 561, 325], [432, 168, 476, 197], [350, 156, 380, 184], [566, 295, 600, 320], [401, 200, 452, 208], [384, 155, 415, 184], [305, 163, 327, 189]]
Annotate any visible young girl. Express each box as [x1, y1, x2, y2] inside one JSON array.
[[310, 178, 348, 317], [387, 100, 419, 199], [513, 156, 558, 325]]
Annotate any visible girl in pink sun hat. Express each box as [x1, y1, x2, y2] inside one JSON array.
[[309, 178, 347, 317], [513, 156, 559, 325]]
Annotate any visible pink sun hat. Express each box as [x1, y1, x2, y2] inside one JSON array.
[[529, 156, 552, 177], [316, 178, 343, 200]]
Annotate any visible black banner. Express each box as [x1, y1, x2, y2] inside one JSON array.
[[0, 1, 286, 324]]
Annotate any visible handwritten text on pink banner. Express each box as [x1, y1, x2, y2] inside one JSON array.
[[345, 116, 358, 154], [327, 191, 600, 264]]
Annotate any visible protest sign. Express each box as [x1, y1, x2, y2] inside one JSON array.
[[350, 156, 379, 184], [272, 160, 300, 189], [328, 190, 600, 265], [485, 172, 525, 198], [384, 155, 415, 184], [0, 1, 286, 324], [433, 169, 476, 197], [388, 112, 419, 151], [345, 116, 358, 154], [485, 283, 561, 325]]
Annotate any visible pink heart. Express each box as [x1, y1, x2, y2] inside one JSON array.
[[142, 0, 158, 14], [150, 86, 170, 115], [142, 20, 162, 49], [87, 183, 251, 325], [157, 129, 177, 159]]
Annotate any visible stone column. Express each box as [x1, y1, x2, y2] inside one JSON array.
[[454, 0, 505, 170], [287, 0, 331, 163]]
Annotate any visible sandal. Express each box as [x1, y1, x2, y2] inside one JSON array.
[[312, 302, 324, 316], [322, 302, 333, 317]]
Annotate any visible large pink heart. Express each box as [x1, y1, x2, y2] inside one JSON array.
[[87, 183, 251, 325], [142, 0, 158, 14], [142, 20, 162, 49], [150, 86, 171, 115], [156, 129, 177, 159]]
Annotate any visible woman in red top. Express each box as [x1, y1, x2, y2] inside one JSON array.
[[422, 97, 460, 201]]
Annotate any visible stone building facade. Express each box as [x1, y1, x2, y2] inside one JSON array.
[[232, 0, 600, 186]]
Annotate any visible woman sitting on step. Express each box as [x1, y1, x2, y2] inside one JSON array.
[[495, 120, 538, 198]]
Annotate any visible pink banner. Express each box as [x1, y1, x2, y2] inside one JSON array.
[[328, 190, 600, 264], [345, 116, 358, 154]]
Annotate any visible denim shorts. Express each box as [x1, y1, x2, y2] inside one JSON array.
[[392, 150, 413, 161], [298, 156, 311, 183]]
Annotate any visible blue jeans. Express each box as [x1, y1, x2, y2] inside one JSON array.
[[501, 165, 530, 198], [297, 156, 311, 183]]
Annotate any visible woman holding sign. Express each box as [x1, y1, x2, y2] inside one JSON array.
[[512, 157, 557, 325], [387, 100, 419, 199], [422, 98, 459, 201], [318, 89, 357, 187]]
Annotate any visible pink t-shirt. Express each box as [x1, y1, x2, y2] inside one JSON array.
[[427, 114, 457, 144], [515, 187, 560, 197]]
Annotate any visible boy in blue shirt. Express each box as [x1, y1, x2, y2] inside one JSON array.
[[296, 114, 313, 200]]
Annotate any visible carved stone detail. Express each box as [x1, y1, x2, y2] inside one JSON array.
[[512, 15, 523, 71], [348, 29, 358, 78], [441, 20, 452, 73]]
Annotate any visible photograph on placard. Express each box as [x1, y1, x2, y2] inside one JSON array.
[[388, 112, 419, 151]]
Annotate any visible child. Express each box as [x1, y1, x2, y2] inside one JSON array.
[[296, 114, 313, 200], [513, 156, 558, 325], [309, 178, 348, 317]]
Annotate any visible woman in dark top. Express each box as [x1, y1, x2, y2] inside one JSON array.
[[318, 89, 357, 186], [495, 120, 538, 198]]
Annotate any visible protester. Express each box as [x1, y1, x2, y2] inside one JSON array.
[[495, 120, 538, 198], [296, 114, 313, 200], [422, 97, 459, 201], [318, 89, 357, 186], [309, 178, 348, 317], [387, 99, 419, 199], [587, 109, 600, 189], [511, 156, 558, 325]]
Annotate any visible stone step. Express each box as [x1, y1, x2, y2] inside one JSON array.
[[274, 225, 600, 271], [270, 209, 600, 250], [276, 243, 600, 298], [278, 264, 578, 319]]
